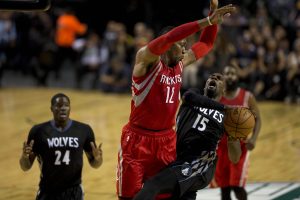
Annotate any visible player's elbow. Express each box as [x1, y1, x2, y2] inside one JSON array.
[[201, 41, 214, 51], [182, 91, 192, 102], [206, 44, 214, 53], [191, 43, 213, 60]]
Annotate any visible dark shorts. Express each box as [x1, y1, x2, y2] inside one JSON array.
[[170, 158, 217, 197], [36, 185, 83, 200], [133, 155, 217, 200]]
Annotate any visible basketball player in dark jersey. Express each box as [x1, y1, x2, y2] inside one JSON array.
[[133, 73, 242, 200], [19, 93, 103, 200]]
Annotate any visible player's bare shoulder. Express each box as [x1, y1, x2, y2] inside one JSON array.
[[133, 46, 160, 77]]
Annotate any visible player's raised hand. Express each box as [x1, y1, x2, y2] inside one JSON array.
[[209, 4, 236, 25], [20, 140, 35, 171], [210, 0, 218, 11], [90, 142, 103, 161], [22, 140, 34, 158]]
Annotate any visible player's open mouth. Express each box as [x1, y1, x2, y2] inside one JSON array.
[[208, 81, 217, 89]]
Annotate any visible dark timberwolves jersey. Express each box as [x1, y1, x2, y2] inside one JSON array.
[[28, 120, 95, 192], [176, 102, 225, 160]]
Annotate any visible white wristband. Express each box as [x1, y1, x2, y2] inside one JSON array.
[[207, 16, 213, 26]]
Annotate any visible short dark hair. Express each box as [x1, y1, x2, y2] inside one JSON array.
[[51, 93, 70, 106]]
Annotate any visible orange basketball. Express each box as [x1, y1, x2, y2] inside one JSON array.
[[224, 107, 255, 139]]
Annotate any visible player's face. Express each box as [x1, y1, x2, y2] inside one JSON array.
[[204, 73, 224, 99], [168, 39, 186, 66], [223, 66, 239, 91], [51, 97, 70, 123]]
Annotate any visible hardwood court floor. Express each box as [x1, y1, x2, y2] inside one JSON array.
[[0, 88, 299, 200]]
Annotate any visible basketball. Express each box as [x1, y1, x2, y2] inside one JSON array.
[[224, 107, 255, 139]]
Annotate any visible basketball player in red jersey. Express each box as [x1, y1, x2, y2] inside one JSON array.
[[116, 0, 236, 199], [211, 65, 262, 200]]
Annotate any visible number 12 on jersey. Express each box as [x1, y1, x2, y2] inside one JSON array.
[[192, 114, 209, 131], [166, 86, 175, 103]]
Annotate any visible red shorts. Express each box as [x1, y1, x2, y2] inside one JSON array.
[[116, 123, 177, 198], [213, 134, 250, 188]]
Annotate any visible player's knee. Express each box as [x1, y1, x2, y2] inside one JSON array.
[[143, 178, 161, 193], [133, 179, 160, 200]]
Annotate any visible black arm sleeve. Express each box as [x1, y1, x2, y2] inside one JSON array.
[[84, 125, 95, 152], [27, 125, 38, 153], [182, 90, 225, 111]]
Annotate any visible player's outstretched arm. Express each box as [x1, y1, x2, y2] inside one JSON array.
[[133, 2, 235, 77], [86, 142, 103, 168], [19, 140, 36, 171]]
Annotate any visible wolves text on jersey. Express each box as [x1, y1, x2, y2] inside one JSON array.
[[47, 137, 79, 148], [193, 106, 224, 123]]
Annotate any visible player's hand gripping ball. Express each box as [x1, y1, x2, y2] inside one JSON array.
[[224, 107, 255, 139]]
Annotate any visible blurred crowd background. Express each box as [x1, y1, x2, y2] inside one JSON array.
[[0, 0, 299, 104]]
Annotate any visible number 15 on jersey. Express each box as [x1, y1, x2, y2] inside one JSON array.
[[192, 114, 209, 131]]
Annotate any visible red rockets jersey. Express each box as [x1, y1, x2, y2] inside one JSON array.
[[129, 60, 184, 131], [220, 88, 251, 107], [215, 87, 252, 188]]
